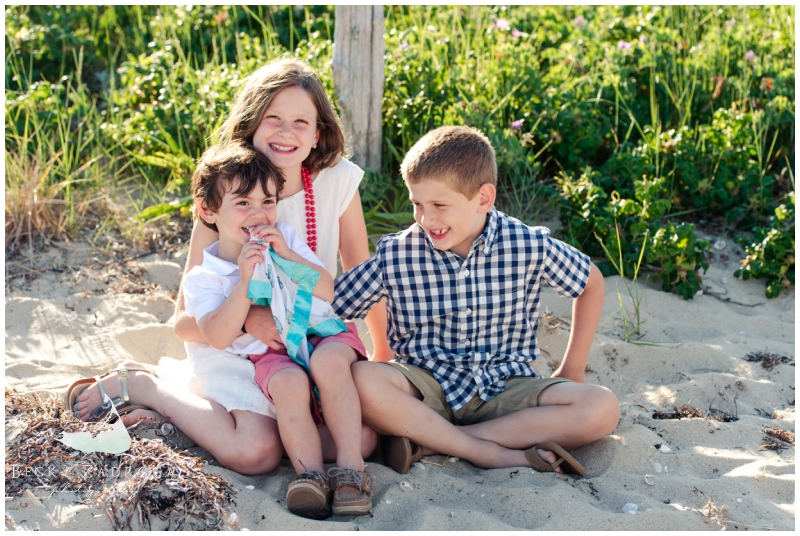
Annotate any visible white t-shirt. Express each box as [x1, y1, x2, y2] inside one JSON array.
[[183, 222, 322, 356], [276, 158, 364, 278]]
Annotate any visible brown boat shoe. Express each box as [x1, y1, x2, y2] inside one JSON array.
[[286, 470, 332, 520], [327, 467, 372, 516]]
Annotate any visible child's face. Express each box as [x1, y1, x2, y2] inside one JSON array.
[[407, 179, 494, 259], [252, 86, 320, 174], [200, 178, 278, 259]]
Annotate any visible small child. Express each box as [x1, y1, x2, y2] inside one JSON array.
[[335, 126, 620, 475], [182, 140, 372, 520]]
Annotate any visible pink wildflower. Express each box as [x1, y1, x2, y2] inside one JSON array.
[[726, 18, 736, 28], [512, 28, 522, 38], [510, 119, 524, 130], [398, 42, 409, 51], [618, 40, 633, 51], [494, 18, 510, 30], [639, 34, 647, 43], [572, 15, 586, 27], [745, 50, 757, 61]]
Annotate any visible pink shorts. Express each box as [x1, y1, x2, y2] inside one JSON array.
[[250, 322, 367, 425]]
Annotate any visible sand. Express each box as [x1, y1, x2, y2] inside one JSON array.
[[4, 237, 795, 531]]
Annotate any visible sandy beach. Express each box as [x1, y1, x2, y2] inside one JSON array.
[[4, 236, 795, 531]]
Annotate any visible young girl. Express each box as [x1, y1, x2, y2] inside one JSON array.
[[70, 59, 389, 477]]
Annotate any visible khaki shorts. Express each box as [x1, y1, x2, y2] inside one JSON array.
[[386, 362, 570, 426]]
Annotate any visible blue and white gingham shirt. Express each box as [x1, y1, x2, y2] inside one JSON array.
[[333, 208, 591, 411]]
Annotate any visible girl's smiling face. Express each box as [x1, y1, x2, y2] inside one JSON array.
[[252, 86, 320, 175]]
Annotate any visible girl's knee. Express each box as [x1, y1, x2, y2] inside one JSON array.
[[217, 432, 283, 474]]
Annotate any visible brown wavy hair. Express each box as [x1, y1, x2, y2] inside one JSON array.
[[191, 140, 285, 232], [216, 58, 348, 174]]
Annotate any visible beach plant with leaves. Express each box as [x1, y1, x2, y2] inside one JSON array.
[[735, 191, 795, 298], [4, 5, 795, 298]]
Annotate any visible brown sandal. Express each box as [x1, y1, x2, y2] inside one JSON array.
[[382, 435, 424, 474], [64, 366, 160, 424], [524, 442, 586, 476]]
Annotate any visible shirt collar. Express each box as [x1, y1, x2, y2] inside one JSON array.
[[201, 241, 239, 276]]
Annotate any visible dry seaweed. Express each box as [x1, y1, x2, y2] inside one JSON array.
[[744, 351, 795, 371], [652, 404, 738, 422], [5, 388, 234, 530], [760, 426, 795, 452]]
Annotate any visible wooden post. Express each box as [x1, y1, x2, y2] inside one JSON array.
[[332, 5, 384, 171]]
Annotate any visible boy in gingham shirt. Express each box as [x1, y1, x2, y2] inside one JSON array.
[[334, 126, 619, 475]]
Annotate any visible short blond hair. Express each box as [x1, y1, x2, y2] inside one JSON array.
[[401, 126, 497, 199]]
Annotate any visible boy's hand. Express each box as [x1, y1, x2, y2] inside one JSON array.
[[238, 240, 266, 282], [249, 224, 290, 257], [244, 305, 286, 350]]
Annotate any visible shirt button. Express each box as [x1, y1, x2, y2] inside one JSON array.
[[465, 340, 471, 346], [463, 270, 470, 277]]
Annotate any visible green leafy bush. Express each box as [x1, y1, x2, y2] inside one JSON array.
[[735, 193, 795, 298]]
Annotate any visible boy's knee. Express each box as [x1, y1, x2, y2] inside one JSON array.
[[309, 345, 355, 377], [588, 386, 620, 434], [269, 368, 310, 403]]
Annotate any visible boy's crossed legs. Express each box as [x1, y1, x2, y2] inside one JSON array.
[[352, 361, 620, 472]]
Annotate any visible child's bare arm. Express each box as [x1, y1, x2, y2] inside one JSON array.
[[552, 262, 605, 383], [338, 192, 393, 362], [196, 282, 252, 349], [197, 240, 264, 349], [174, 221, 218, 343]]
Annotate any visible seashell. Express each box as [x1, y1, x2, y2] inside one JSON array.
[[386, 500, 392, 504], [653, 462, 662, 473], [229, 513, 239, 526], [621, 503, 638, 514], [413, 462, 425, 471], [399, 481, 413, 492], [659, 444, 672, 453], [736, 498, 742, 503], [159, 423, 176, 436], [450, 512, 454, 518], [644, 474, 656, 486], [245, 485, 254, 490], [720, 277, 728, 285], [619, 437, 627, 446], [69, 311, 78, 321], [448, 457, 460, 463], [713, 239, 727, 251]]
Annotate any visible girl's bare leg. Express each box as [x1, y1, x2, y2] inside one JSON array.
[[74, 361, 282, 475]]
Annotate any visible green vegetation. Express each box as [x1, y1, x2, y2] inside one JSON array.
[[4, 5, 795, 298]]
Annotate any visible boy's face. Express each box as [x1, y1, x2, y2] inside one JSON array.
[[198, 177, 278, 261], [407, 179, 495, 259]]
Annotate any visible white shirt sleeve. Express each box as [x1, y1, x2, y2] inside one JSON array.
[[335, 158, 364, 218], [182, 266, 229, 321]]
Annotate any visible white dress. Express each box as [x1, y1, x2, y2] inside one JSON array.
[[277, 157, 364, 278], [183, 159, 364, 418]]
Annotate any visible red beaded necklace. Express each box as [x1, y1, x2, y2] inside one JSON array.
[[301, 165, 317, 252]]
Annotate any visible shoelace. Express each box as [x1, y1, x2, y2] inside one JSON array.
[[327, 468, 364, 491], [296, 470, 329, 486]]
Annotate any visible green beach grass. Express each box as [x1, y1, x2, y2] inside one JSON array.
[[4, 5, 794, 297]]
